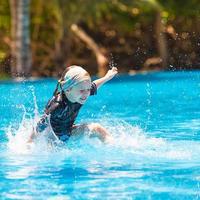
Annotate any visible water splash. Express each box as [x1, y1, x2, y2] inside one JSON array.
[[3, 86, 200, 164], [5, 86, 43, 154], [145, 82, 153, 129], [109, 53, 117, 69], [5, 105, 199, 163]]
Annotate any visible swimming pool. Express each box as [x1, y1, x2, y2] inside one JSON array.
[[0, 71, 200, 199]]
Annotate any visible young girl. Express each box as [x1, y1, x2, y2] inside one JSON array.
[[28, 65, 118, 143]]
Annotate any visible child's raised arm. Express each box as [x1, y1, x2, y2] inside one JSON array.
[[93, 67, 118, 89]]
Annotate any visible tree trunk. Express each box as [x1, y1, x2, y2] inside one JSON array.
[[71, 24, 108, 76], [9, 0, 18, 75], [155, 11, 168, 69], [10, 0, 32, 78]]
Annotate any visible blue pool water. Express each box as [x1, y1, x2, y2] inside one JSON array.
[[0, 71, 200, 199]]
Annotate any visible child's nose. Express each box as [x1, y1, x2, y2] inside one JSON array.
[[82, 90, 90, 95]]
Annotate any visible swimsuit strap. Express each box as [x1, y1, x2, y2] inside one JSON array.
[[53, 79, 64, 97], [53, 67, 70, 97]]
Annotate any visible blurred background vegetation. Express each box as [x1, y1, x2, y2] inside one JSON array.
[[0, 0, 200, 78]]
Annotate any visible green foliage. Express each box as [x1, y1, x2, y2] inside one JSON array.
[[0, 0, 200, 78], [0, 0, 10, 75], [0, 0, 10, 30], [0, 72, 10, 79], [158, 0, 200, 17]]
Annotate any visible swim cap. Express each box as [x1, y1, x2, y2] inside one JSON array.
[[59, 65, 91, 91]]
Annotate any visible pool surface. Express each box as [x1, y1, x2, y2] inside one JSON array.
[[0, 71, 200, 199]]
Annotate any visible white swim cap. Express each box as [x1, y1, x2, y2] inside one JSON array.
[[59, 65, 91, 90]]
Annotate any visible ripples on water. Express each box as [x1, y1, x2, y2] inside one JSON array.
[[0, 71, 200, 199]]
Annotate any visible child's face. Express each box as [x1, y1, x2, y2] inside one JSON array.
[[65, 80, 91, 104]]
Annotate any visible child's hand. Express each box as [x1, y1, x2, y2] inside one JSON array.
[[105, 67, 118, 81]]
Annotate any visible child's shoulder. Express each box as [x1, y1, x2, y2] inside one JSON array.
[[45, 93, 64, 114]]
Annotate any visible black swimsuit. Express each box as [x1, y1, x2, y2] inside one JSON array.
[[36, 82, 97, 141]]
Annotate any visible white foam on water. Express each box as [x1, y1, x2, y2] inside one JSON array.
[[3, 87, 200, 166], [4, 86, 57, 155], [6, 113, 200, 170], [5, 112, 200, 163], [94, 118, 200, 163]]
